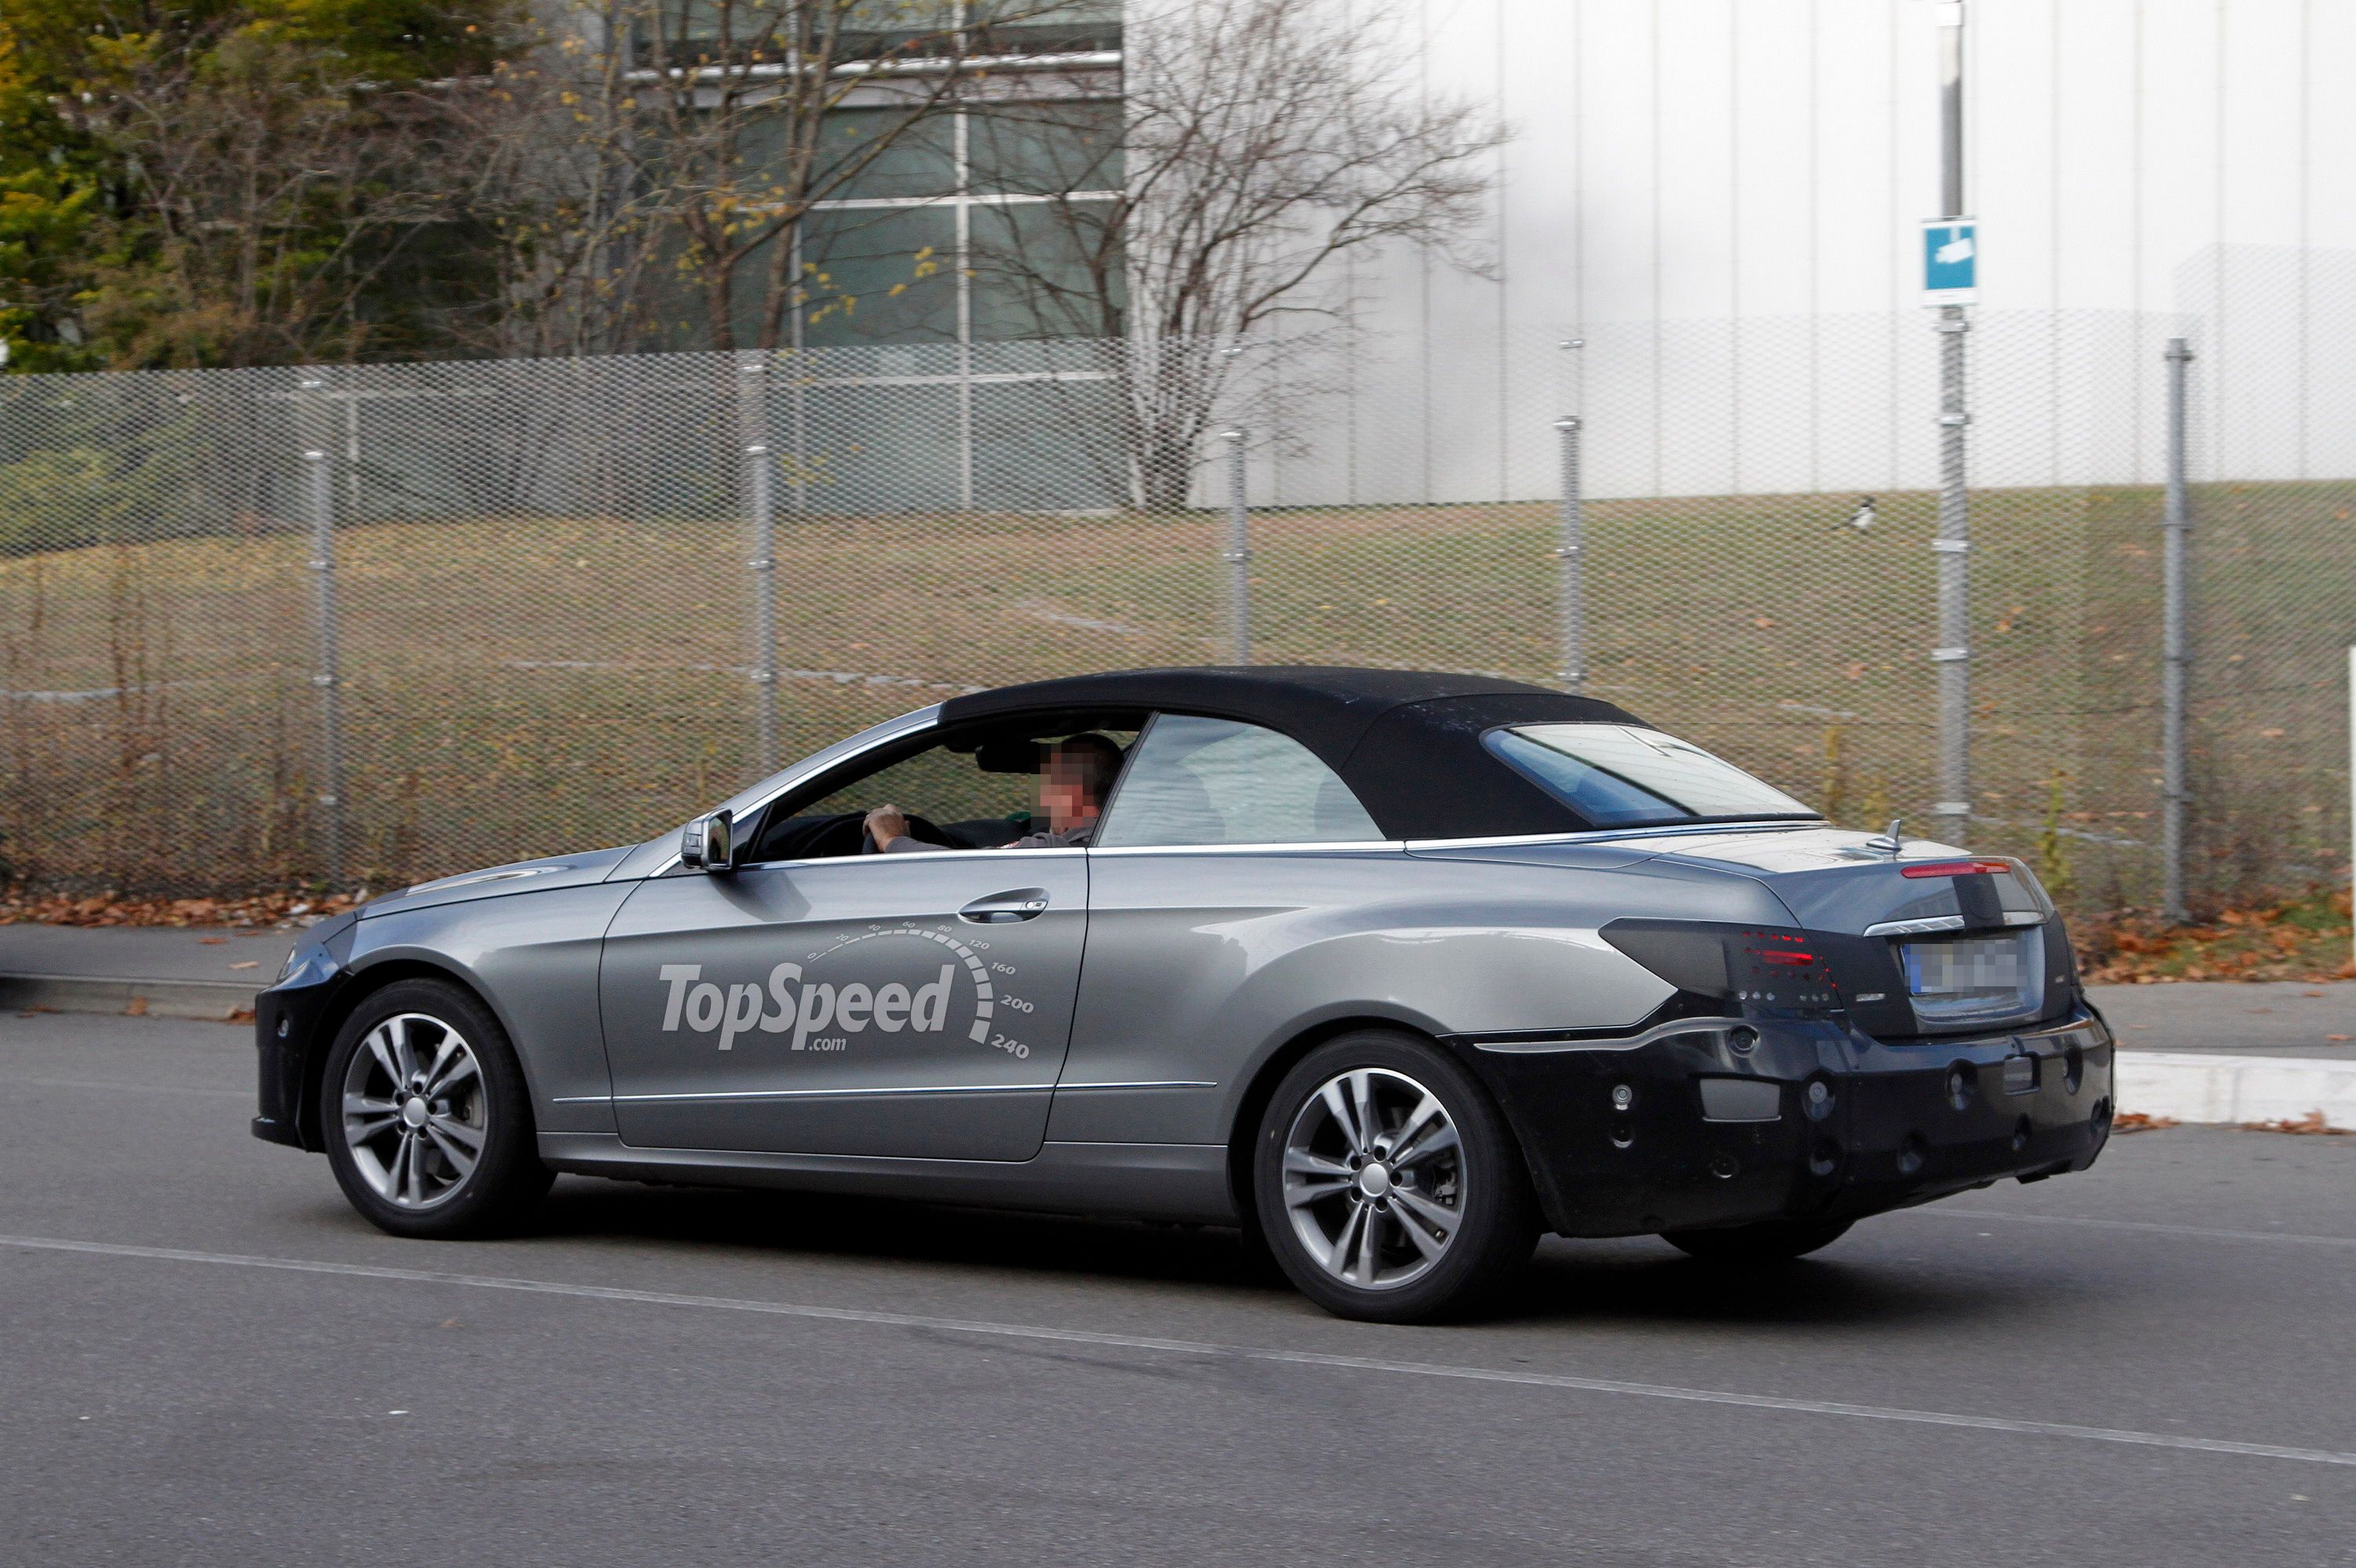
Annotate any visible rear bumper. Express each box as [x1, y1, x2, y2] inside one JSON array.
[[1458, 1005, 2113, 1239]]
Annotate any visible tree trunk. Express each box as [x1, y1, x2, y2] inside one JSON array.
[[704, 256, 737, 354], [1137, 426, 1195, 512]]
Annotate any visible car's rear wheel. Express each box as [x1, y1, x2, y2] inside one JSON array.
[[1253, 1031, 1538, 1323], [320, 978, 551, 1238], [1662, 1217, 1853, 1264]]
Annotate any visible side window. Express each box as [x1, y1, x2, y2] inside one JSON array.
[[1096, 715, 1382, 848], [748, 722, 1136, 861]]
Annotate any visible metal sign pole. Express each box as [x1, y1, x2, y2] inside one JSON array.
[[1928, 1, 1972, 835]]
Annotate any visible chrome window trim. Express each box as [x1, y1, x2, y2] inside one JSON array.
[[735, 844, 1086, 872], [1085, 840, 1405, 857]]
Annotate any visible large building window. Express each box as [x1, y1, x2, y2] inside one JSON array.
[[798, 92, 1124, 349], [783, 4, 1122, 353]]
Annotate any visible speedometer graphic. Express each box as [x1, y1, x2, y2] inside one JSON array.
[[807, 923, 1029, 1057]]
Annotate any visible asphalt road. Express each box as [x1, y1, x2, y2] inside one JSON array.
[[6, 1013, 2354, 1567]]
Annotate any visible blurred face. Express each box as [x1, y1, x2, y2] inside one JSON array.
[[1039, 746, 1099, 831]]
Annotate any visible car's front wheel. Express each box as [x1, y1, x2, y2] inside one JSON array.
[[320, 978, 551, 1238], [1662, 1217, 1853, 1264], [1253, 1031, 1538, 1323]]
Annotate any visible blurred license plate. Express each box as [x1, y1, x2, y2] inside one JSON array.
[[1900, 930, 2043, 1027], [1904, 935, 2025, 996]]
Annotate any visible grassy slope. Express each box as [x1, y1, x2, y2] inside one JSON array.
[[2, 481, 2349, 903]]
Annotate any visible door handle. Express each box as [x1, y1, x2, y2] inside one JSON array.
[[960, 888, 1051, 923]]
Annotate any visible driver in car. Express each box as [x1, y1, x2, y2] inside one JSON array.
[[865, 733, 1122, 853]]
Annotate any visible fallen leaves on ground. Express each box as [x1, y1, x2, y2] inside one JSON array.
[[2077, 888, 2354, 984], [0, 886, 365, 930], [2237, 1109, 2351, 1135], [2111, 1113, 2179, 1134]]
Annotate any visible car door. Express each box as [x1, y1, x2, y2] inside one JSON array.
[[599, 739, 1091, 1160], [1051, 713, 1398, 1149]]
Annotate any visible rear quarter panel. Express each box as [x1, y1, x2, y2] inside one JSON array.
[[1052, 848, 1791, 1146]]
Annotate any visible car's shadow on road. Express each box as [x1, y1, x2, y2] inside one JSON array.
[[518, 1177, 2080, 1333], [534, 1178, 1281, 1292]]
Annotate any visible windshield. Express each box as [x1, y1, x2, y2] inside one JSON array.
[[1486, 724, 1818, 828]]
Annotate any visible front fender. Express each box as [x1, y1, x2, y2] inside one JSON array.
[[338, 883, 635, 1133]]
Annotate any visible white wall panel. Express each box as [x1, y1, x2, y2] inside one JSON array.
[[1391, 0, 2345, 329], [1254, 0, 2354, 506]]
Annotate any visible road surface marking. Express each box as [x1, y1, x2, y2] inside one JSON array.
[[6, 1232, 2353, 1469]]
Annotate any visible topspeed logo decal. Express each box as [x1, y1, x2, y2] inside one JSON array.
[[656, 923, 1033, 1057]]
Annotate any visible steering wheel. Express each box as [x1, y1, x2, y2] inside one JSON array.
[[858, 810, 953, 854]]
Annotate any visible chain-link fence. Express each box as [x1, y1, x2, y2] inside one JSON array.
[[2, 291, 2349, 913]]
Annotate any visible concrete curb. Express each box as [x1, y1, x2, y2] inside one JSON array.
[[2116, 1051, 2356, 1131], [1, 973, 258, 1023]]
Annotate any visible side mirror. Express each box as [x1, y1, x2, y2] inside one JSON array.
[[680, 809, 734, 872]]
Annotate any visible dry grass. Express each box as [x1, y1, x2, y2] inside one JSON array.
[[3, 478, 2350, 901]]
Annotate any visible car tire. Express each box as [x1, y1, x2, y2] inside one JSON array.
[[320, 978, 552, 1239], [1661, 1217, 1853, 1264], [1253, 1030, 1538, 1323]]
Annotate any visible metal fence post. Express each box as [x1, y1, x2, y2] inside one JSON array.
[[298, 374, 347, 890], [738, 352, 779, 776], [1931, 312, 1972, 832], [1554, 415, 1585, 693], [1222, 427, 1249, 664], [2161, 336, 2197, 922]]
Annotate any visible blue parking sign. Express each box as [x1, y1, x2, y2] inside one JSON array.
[[1922, 219, 1977, 305]]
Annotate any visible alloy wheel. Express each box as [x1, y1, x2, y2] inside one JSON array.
[[1279, 1067, 1465, 1291], [340, 1012, 487, 1211]]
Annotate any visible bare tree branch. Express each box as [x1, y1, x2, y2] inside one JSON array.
[[971, 0, 1505, 509]]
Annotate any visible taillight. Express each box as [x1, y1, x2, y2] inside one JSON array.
[[1900, 859, 2012, 879], [1602, 921, 1845, 1018]]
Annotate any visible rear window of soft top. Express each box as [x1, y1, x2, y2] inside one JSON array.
[[1485, 723, 1818, 828]]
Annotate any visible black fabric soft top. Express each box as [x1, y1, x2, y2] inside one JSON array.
[[938, 666, 1651, 839]]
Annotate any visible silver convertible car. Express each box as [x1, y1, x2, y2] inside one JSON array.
[[254, 667, 2115, 1321]]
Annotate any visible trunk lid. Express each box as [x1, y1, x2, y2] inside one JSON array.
[[1602, 825, 2047, 936], [1590, 825, 2078, 1037]]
